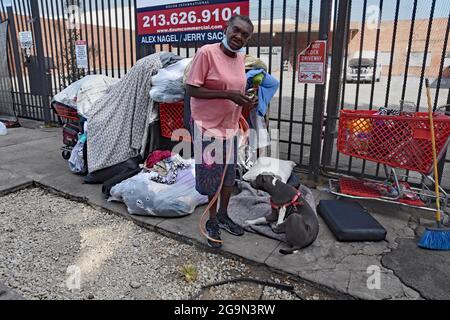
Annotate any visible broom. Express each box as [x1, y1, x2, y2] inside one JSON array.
[[418, 79, 450, 250]]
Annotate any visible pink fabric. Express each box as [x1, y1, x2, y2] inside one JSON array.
[[145, 150, 172, 170], [186, 43, 247, 140]]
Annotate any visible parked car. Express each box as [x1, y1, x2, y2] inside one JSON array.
[[346, 58, 381, 83]]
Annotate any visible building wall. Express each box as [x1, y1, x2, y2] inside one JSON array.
[[7, 13, 450, 80], [347, 18, 450, 78]]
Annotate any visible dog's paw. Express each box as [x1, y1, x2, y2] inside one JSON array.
[[243, 220, 252, 227]]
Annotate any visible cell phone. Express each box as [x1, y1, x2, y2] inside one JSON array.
[[246, 88, 257, 100]]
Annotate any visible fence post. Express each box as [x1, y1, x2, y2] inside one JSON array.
[[321, 0, 351, 167], [6, 5, 27, 117], [309, 0, 333, 182], [30, 0, 52, 125]]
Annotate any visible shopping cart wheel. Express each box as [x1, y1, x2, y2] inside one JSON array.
[[62, 150, 71, 160]]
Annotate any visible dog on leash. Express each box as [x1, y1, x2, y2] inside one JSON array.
[[245, 173, 319, 254]]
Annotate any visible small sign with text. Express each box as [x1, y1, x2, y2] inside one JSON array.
[[298, 40, 327, 85]]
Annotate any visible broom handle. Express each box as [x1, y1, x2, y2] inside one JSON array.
[[425, 79, 442, 225]]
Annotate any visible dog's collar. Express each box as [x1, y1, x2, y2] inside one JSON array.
[[271, 191, 303, 210]]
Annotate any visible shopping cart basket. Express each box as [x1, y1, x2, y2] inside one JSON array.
[[52, 102, 83, 160], [329, 109, 450, 212]]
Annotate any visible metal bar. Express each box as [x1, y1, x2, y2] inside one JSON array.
[[0, 0, 5, 20], [101, 0, 108, 75], [269, 118, 313, 126], [60, 0, 73, 85], [6, 5, 27, 117], [369, 0, 383, 110], [354, 0, 367, 110], [24, 0, 39, 118], [115, 0, 120, 78], [49, 0, 63, 92], [271, 139, 312, 147], [28, 0, 43, 120], [333, 0, 339, 36], [383, 0, 401, 109], [72, 0, 81, 82], [108, 0, 114, 78], [287, 0, 301, 162], [1, 2, 19, 116], [95, 0, 102, 73], [55, 0, 67, 88], [276, 0, 287, 152], [134, 0, 138, 60], [321, 0, 351, 167], [15, 0, 31, 101], [334, 0, 352, 171], [256, 0, 262, 58], [355, 0, 368, 176], [299, 0, 314, 165], [433, 11, 450, 110], [310, 0, 333, 181], [267, 0, 274, 73], [129, 0, 134, 64], [369, 0, 384, 177], [40, 0, 55, 96], [30, 0, 51, 124], [82, 0, 90, 75], [121, 0, 127, 74], [415, 0, 436, 110], [400, 0, 417, 104], [88, 0, 97, 74]]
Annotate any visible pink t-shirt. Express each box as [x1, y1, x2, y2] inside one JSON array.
[[186, 43, 246, 140]]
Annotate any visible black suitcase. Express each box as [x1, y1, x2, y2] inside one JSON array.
[[317, 200, 387, 242]]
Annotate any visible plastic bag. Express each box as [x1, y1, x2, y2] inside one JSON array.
[[109, 160, 207, 217], [150, 58, 192, 103], [252, 115, 271, 149], [52, 75, 118, 117], [68, 134, 86, 174], [0, 122, 7, 136]]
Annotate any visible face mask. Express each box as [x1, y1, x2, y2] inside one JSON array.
[[222, 33, 245, 53]]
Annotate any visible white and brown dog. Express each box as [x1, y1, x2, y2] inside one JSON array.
[[246, 174, 319, 254]]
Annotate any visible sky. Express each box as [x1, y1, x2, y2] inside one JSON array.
[[1, 0, 449, 24], [248, 0, 450, 22]]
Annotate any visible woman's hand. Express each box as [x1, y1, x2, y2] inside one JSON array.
[[227, 90, 254, 108]]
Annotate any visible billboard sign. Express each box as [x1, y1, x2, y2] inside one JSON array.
[[136, 0, 250, 45]]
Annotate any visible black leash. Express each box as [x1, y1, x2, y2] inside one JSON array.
[[190, 277, 305, 300]]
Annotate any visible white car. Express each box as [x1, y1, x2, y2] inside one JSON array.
[[346, 58, 382, 83]]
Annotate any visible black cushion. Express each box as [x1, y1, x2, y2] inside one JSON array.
[[317, 200, 387, 242], [84, 155, 142, 185]]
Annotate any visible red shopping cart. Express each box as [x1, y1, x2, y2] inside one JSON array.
[[52, 102, 83, 160], [329, 109, 450, 212]]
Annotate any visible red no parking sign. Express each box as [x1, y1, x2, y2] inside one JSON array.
[[298, 40, 327, 85]]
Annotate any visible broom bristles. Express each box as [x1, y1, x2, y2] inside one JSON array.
[[418, 228, 450, 251]]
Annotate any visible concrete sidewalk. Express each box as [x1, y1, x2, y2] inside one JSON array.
[[1, 126, 449, 300]]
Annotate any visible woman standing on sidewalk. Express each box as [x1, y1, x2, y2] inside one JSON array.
[[186, 15, 256, 249]]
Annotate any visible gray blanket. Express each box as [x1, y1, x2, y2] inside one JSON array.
[[86, 53, 163, 173], [229, 182, 317, 242]]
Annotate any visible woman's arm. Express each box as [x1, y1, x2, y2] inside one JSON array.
[[186, 85, 255, 108]]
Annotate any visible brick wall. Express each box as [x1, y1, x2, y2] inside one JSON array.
[[348, 18, 450, 78]]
